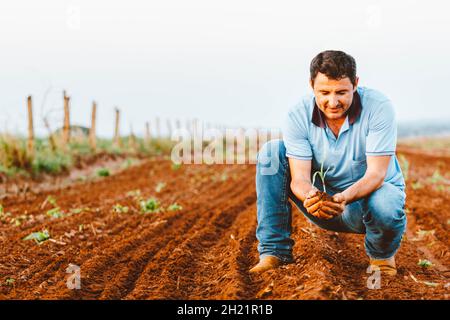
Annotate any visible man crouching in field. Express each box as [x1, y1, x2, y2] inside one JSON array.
[[250, 50, 406, 276]]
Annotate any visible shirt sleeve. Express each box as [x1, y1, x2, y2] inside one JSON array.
[[282, 108, 313, 160], [366, 100, 397, 156]]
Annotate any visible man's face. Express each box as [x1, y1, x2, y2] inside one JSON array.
[[310, 72, 359, 121]]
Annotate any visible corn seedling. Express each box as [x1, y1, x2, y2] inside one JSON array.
[[1, 205, 28, 226], [140, 198, 162, 214], [5, 278, 15, 286], [11, 214, 29, 226], [41, 195, 58, 210], [418, 259, 433, 268], [0, 205, 12, 223], [97, 168, 110, 177], [23, 230, 50, 244], [171, 163, 182, 171], [155, 182, 167, 193], [122, 158, 135, 169], [312, 148, 331, 193], [46, 207, 65, 218], [79, 224, 84, 232], [47, 196, 57, 207], [70, 208, 85, 215], [167, 203, 183, 212], [428, 170, 448, 184], [411, 181, 423, 190], [112, 204, 129, 214]]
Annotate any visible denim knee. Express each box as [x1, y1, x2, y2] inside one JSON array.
[[365, 183, 406, 231]]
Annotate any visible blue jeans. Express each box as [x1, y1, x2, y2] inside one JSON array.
[[256, 139, 407, 263]]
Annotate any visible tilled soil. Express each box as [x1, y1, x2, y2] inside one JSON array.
[[0, 149, 448, 300]]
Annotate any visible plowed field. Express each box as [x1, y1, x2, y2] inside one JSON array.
[[0, 146, 448, 300]]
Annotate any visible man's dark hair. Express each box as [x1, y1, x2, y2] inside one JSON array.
[[310, 50, 357, 85]]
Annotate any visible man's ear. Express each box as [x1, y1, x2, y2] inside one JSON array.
[[309, 79, 314, 90], [353, 76, 359, 92]]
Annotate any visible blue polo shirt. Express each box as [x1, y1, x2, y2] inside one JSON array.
[[282, 86, 405, 192]]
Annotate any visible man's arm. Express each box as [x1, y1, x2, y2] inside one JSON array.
[[336, 155, 391, 204], [288, 157, 314, 202]]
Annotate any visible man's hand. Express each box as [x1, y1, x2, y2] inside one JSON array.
[[303, 189, 346, 220], [330, 192, 346, 215]]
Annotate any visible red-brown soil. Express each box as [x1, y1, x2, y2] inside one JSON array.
[[0, 147, 448, 300]]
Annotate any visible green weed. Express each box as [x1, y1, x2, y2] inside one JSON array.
[[23, 230, 50, 244]]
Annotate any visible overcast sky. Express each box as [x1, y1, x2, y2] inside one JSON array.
[[1, 0, 449, 137]]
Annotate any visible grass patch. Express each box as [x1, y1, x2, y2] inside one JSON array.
[[140, 198, 162, 214], [97, 168, 110, 177], [418, 259, 433, 268]]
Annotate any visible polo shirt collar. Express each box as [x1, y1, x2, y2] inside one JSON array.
[[312, 90, 362, 128]]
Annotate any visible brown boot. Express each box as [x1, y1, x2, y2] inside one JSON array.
[[368, 256, 397, 276], [249, 255, 282, 274]]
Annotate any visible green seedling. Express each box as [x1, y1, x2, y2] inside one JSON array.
[[312, 148, 331, 193], [97, 168, 110, 177], [70, 208, 85, 215], [411, 181, 423, 190], [155, 182, 167, 193], [1, 205, 28, 226], [418, 259, 433, 268], [5, 278, 15, 286], [220, 173, 228, 182], [122, 158, 135, 169], [46, 207, 65, 218], [0, 205, 12, 222], [112, 204, 129, 214], [140, 198, 163, 214], [171, 163, 182, 171], [46, 196, 58, 207], [23, 230, 50, 244], [167, 203, 183, 212], [11, 214, 28, 226], [429, 170, 443, 184], [79, 224, 84, 232]]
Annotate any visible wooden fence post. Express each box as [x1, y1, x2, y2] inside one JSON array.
[[89, 101, 97, 151], [145, 121, 151, 145], [113, 108, 121, 147], [27, 95, 34, 158], [63, 91, 71, 144]]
